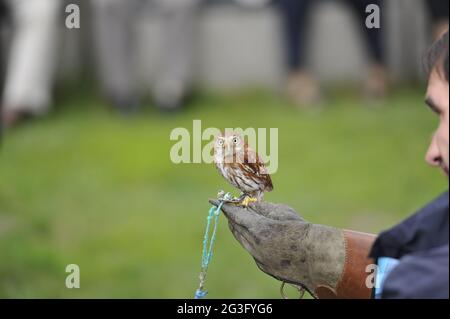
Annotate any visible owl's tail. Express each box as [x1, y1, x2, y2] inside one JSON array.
[[265, 175, 274, 192]]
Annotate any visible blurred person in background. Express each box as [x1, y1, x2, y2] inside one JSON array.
[[91, 0, 139, 115], [0, 0, 7, 136], [425, 0, 449, 40], [91, 0, 200, 114], [278, 0, 387, 107], [0, 0, 61, 128], [0, 0, 8, 90]]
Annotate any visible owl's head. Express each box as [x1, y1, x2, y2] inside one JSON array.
[[214, 132, 244, 159]]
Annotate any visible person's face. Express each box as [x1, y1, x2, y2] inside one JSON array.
[[425, 70, 449, 177]]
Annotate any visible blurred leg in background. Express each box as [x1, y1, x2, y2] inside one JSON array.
[[278, 0, 320, 108], [0, 0, 7, 135], [279, 0, 388, 106], [0, 0, 8, 94], [92, 0, 200, 114], [0, 0, 9, 96], [425, 0, 449, 40], [1, 0, 61, 128], [152, 0, 200, 111], [91, 0, 140, 115], [345, 0, 388, 99]]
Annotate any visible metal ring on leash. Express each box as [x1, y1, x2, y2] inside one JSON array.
[[280, 281, 306, 299]]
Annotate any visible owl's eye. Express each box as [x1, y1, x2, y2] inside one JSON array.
[[218, 139, 224, 146], [232, 137, 238, 144]]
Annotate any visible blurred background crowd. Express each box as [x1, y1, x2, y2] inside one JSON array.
[[0, 0, 448, 298], [0, 0, 448, 128]]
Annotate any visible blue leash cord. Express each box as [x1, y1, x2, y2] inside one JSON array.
[[195, 192, 232, 299]]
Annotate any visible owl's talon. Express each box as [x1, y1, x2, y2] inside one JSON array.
[[237, 193, 247, 201], [240, 196, 258, 207]]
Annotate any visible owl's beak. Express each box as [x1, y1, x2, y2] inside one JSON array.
[[225, 144, 234, 157]]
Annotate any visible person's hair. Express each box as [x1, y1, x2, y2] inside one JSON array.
[[424, 31, 449, 82]]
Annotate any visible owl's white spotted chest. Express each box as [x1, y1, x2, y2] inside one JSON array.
[[214, 159, 262, 194], [215, 161, 228, 182]]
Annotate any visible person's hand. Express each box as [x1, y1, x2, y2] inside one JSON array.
[[209, 199, 377, 299], [208, 200, 317, 290]]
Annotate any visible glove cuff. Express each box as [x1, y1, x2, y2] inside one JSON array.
[[314, 230, 376, 299]]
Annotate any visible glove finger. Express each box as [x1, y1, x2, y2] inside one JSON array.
[[209, 199, 264, 227], [208, 199, 221, 207], [254, 258, 301, 288], [250, 202, 303, 221], [228, 222, 258, 254]]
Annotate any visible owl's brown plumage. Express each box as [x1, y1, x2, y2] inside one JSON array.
[[213, 132, 273, 203]]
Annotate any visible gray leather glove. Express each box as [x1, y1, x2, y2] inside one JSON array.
[[209, 200, 376, 298]]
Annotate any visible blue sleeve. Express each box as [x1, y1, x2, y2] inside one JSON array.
[[381, 245, 449, 299], [374, 257, 400, 299]]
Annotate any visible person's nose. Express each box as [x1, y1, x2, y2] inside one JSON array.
[[425, 134, 442, 167]]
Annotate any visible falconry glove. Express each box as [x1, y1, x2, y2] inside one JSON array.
[[209, 200, 376, 299]]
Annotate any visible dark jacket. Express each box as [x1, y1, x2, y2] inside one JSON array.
[[369, 191, 449, 298]]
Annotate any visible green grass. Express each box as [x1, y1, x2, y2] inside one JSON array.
[[0, 87, 446, 298]]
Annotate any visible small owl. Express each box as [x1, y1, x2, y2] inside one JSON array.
[[213, 132, 273, 206]]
